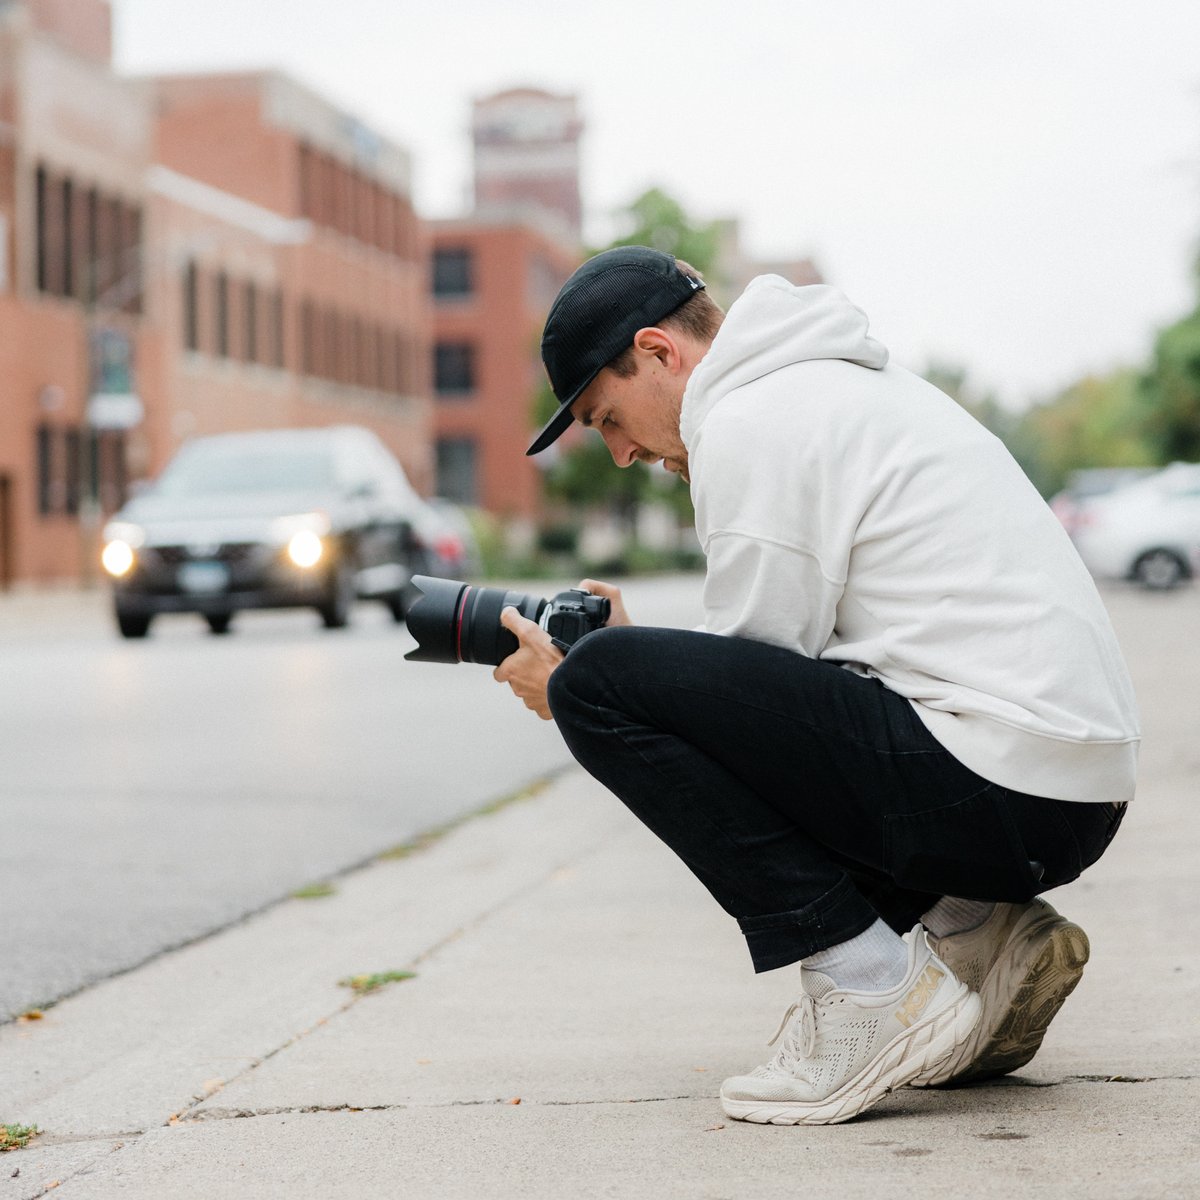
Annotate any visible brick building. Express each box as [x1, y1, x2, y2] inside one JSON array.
[[431, 216, 578, 521], [0, 0, 431, 588], [472, 88, 583, 242], [432, 88, 583, 524], [149, 70, 431, 491], [0, 0, 165, 586]]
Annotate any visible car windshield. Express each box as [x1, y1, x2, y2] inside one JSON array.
[[155, 443, 336, 497]]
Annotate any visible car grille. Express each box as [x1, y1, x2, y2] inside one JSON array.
[[153, 543, 260, 565]]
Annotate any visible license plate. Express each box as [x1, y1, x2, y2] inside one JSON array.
[[178, 561, 230, 594]]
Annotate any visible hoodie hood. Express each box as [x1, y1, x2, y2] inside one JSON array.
[[680, 276, 889, 447]]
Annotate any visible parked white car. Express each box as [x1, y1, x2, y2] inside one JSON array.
[[1071, 462, 1200, 589]]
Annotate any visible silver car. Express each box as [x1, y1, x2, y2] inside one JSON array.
[[1070, 462, 1200, 590]]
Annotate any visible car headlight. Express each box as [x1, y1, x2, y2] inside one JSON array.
[[101, 539, 136, 577], [287, 529, 325, 569]]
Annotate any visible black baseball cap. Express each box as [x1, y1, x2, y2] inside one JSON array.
[[526, 246, 705, 456]]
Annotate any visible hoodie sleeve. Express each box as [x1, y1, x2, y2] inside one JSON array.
[[701, 528, 844, 658]]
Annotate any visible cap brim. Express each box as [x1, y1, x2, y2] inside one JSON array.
[[526, 399, 576, 456], [526, 359, 606, 456]]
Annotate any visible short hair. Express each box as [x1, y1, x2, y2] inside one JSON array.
[[605, 259, 724, 379]]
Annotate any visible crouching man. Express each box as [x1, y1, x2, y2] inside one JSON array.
[[495, 247, 1139, 1125]]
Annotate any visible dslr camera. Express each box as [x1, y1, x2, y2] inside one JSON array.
[[403, 576, 610, 666]]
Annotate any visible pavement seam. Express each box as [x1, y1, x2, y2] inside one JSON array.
[[181, 1095, 705, 1122], [162, 817, 638, 1129]]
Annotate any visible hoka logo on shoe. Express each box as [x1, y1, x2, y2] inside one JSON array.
[[895, 965, 945, 1028]]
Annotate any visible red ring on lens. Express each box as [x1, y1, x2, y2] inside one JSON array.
[[454, 585, 471, 663]]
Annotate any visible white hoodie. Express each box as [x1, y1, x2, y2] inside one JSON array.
[[681, 276, 1140, 804]]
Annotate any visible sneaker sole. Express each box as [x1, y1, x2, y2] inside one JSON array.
[[913, 918, 1089, 1088], [719, 988, 981, 1126]]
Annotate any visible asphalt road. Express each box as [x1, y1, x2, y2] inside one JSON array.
[[0, 574, 706, 1022]]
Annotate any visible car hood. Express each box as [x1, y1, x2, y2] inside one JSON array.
[[109, 489, 344, 547]]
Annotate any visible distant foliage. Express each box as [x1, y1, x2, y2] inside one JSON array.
[[1139, 297, 1200, 462]]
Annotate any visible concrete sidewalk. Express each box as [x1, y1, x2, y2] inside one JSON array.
[[2, 750, 1197, 1199]]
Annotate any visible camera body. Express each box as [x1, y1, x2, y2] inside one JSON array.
[[540, 587, 610, 649]]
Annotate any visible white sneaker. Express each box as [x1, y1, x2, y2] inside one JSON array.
[[911, 898, 1089, 1087], [719, 926, 981, 1125]]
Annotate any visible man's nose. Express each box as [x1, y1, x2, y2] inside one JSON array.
[[605, 432, 640, 468]]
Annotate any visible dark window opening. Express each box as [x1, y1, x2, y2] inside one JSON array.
[[434, 342, 475, 396], [433, 247, 473, 298], [36, 425, 54, 516], [244, 281, 258, 363], [271, 290, 285, 368], [183, 262, 200, 351], [436, 437, 478, 505], [215, 272, 230, 358]]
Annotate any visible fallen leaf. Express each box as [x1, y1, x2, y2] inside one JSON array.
[[18, 1010, 44, 1022], [692, 1067, 708, 1073], [507, 1097, 521, 1105], [704, 1124, 726, 1132]]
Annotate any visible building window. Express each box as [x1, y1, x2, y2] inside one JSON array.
[[434, 342, 475, 397], [244, 281, 258, 363], [183, 262, 200, 351], [433, 247, 473, 299], [436, 438, 478, 506], [84, 187, 99, 304], [35, 165, 48, 293], [301, 300, 317, 376], [215, 272, 230, 358], [120, 204, 142, 315], [61, 178, 75, 298], [36, 425, 54, 516], [270, 289, 285, 368]]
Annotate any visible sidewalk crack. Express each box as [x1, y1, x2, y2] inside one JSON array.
[[184, 1094, 703, 1122], [165, 825, 633, 1127]]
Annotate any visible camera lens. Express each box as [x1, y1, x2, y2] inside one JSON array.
[[403, 576, 547, 665]]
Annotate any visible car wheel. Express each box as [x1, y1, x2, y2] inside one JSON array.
[[205, 613, 234, 635], [116, 608, 153, 639], [1133, 549, 1187, 590], [318, 559, 354, 629]]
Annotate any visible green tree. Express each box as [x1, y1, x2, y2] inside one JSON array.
[[929, 360, 1161, 497], [602, 187, 722, 276], [1139, 300, 1200, 462]]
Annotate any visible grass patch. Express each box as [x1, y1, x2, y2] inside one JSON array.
[[377, 776, 553, 862], [1, 1124, 39, 1152], [338, 970, 417, 995], [291, 882, 336, 900]]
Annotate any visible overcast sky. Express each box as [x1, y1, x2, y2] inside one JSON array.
[[111, 0, 1200, 409]]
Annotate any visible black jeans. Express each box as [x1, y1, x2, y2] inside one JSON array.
[[547, 626, 1126, 973]]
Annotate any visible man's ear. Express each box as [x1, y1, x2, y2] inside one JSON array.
[[632, 326, 681, 371]]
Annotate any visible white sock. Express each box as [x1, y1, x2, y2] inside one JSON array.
[[921, 896, 996, 938], [803, 918, 908, 992]]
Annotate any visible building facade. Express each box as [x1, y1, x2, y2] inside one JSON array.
[[0, 0, 165, 586], [431, 217, 578, 522], [149, 70, 432, 493], [472, 88, 583, 243], [0, 0, 431, 588]]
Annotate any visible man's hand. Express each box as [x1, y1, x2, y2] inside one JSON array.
[[492, 581, 633, 720], [493, 607, 564, 720], [578, 579, 634, 627]]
